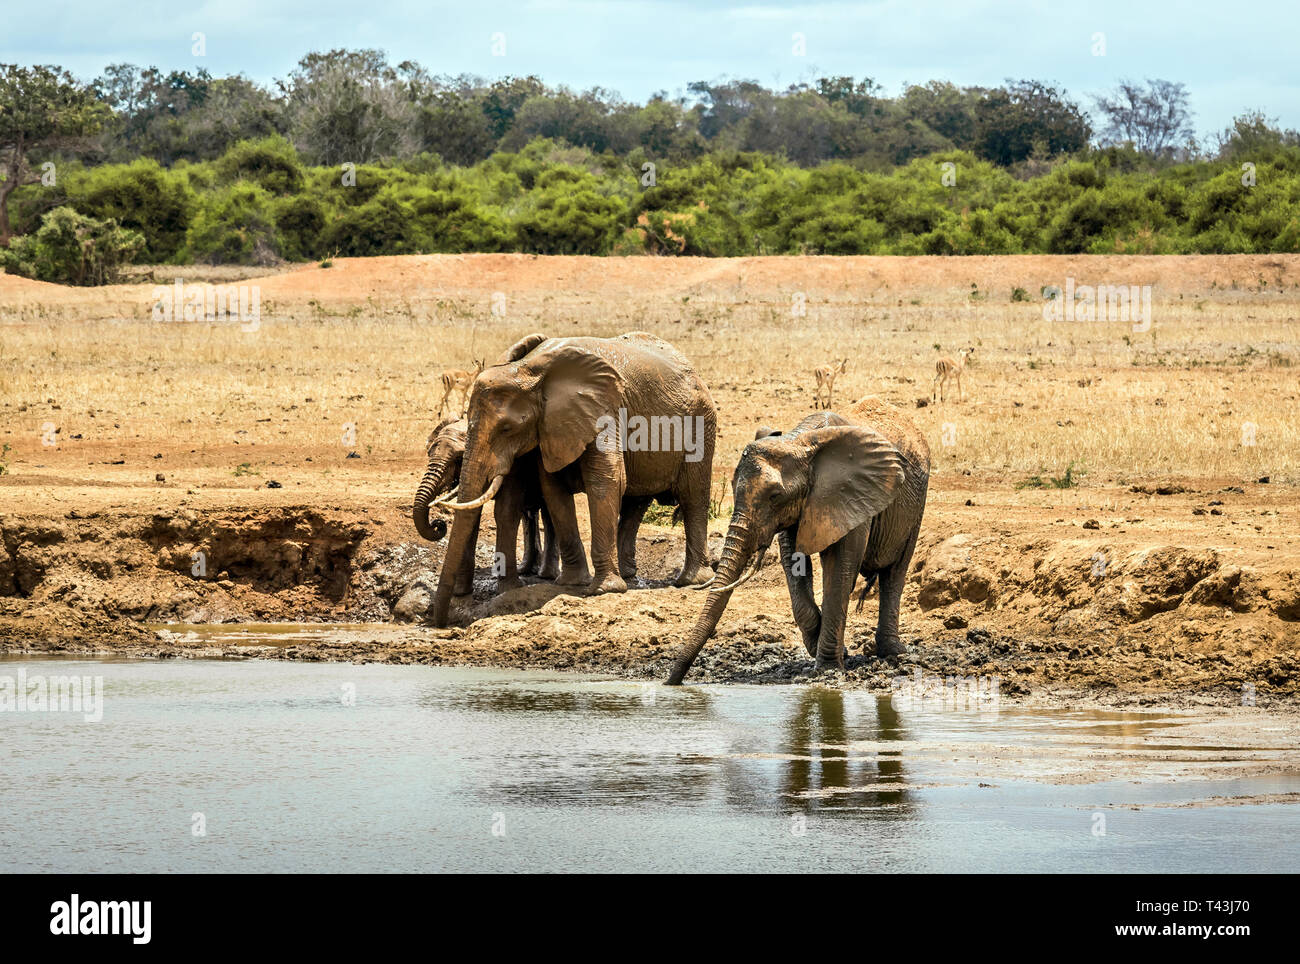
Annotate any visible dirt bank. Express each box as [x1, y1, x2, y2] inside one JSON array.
[[3, 479, 1296, 708]]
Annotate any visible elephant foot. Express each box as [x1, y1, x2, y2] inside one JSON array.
[[875, 634, 905, 658], [537, 562, 560, 580], [813, 652, 846, 674], [556, 566, 591, 587], [453, 577, 473, 597], [619, 563, 638, 581], [672, 562, 715, 587], [496, 575, 524, 593], [591, 573, 628, 595]]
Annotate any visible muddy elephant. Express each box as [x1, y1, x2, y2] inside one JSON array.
[[666, 396, 930, 684], [412, 416, 565, 593], [431, 331, 717, 627]]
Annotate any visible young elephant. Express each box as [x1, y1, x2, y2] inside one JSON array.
[[412, 417, 561, 593], [666, 396, 930, 684]]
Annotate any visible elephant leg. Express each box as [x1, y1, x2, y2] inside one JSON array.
[[874, 527, 919, 658], [453, 514, 481, 596], [674, 491, 714, 587], [537, 503, 560, 580], [618, 495, 652, 581], [580, 447, 627, 594], [814, 524, 869, 671], [779, 530, 821, 656], [492, 475, 525, 592], [672, 418, 716, 587], [520, 508, 541, 576], [538, 469, 590, 587]]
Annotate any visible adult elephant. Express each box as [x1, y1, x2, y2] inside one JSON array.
[[431, 331, 717, 627], [411, 417, 564, 592], [666, 397, 930, 685]]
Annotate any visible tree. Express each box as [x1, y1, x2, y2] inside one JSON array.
[[92, 64, 216, 164], [481, 76, 547, 141], [0, 64, 108, 245], [1214, 110, 1300, 160], [814, 76, 883, 119], [1093, 79, 1194, 156], [687, 80, 772, 143], [900, 81, 980, 149], [278, 49, 415, 164], [974, 80, 1092, 166]]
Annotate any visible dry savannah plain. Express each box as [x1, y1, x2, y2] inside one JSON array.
[[2, 253, 1298, 707]]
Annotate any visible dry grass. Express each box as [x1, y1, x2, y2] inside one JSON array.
[[2, 254, 1298, 493]]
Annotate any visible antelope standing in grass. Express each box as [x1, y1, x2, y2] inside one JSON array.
[[437, 359, 484, 417], [932, 347, 973, 403], [813, 358, 849, 410]]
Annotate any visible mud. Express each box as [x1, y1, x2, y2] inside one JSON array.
[[2, 483, 1297, 709]]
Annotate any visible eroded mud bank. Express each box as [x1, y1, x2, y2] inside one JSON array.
[[3, 492, 1297, 708]]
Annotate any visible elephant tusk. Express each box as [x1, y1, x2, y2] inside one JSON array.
[[441, 474, 504, 511], [689, 575, 717, 591], [431, 486, 460, 506], [710, 546, 767, 594]]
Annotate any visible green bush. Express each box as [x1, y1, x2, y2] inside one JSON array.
[[184, 183, 281, 264], [411, 188, 513, 252], [16, 132, 1300, 264], [1, 206, 144, 285], [61, 159, 194, 262], [214, 135, 306, 195], [512, 169, 625, 254], [322, 190, 427, 256], [274, 193, 330, 261]]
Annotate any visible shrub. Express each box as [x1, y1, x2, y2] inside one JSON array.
[[61, 159, 194, 262], [322, 190, 428, 256], [1, 206, 144, 285], [184, 183, 282, 264], [213, 135, 306, 195], [274, 194, 330, 261]]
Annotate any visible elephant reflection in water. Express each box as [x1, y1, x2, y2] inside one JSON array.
[[777, 689, 913, 813]]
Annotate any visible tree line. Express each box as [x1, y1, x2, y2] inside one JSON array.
[[1, 51, 1298, 282]]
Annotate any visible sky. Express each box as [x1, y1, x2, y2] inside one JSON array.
[[6, 0, 1298, 141]]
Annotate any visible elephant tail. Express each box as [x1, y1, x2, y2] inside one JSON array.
[[855, 572, 879, 613]]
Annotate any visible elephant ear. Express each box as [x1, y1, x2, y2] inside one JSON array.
[[496, 333, 549, 365], [795, 426, 906, 556], [536, 344, 623, 472]]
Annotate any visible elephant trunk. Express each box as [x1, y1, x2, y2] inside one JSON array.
[[430, 462, 501, 627], [431, 504, 481, 627], [666, 521, 755, 685], [413, 457, 455, 542]]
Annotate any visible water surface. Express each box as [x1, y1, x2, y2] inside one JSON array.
[[2, 657, 1296, 872]]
